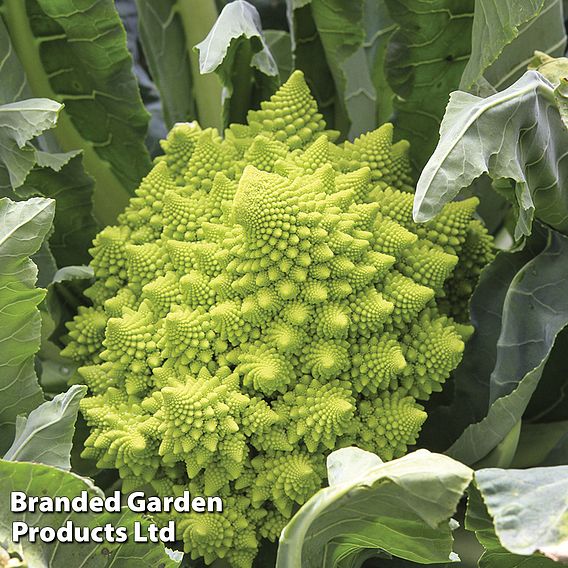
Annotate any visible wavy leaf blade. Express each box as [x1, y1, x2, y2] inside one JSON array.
[[196, 0, 279, 126], [4, 385, 86, 469], [384, 0, 474, 169], [276, 448, 473, 567], [414, 71, 568, 241], [0, 460, 178, 567], [0, 0, 152, 224], [0, 197, 54, 455], [466, 485, 558, 567], [460, 0, 567, 93], [0, 98, 62, 188], [447, 229, 568, 464], [475, 467, 568, 562]]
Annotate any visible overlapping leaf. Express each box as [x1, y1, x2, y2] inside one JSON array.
[[446, 229, 568, 465], [264, 30, 293, 82], [196, 0, 279, 125], [286, 0, 336, 130], [0, 29, 98, 267], [420, 228, 547, 453], [0, 0, 152, 223], [384, 0, 474, 169], [364, 0, 396, 127], [307, 0, 375, 139], [0, 197, 54, 455], [17, 156, 97, 267], [414, 71, 568, 241], [135, 0, 223, 131], [0, 460, 178, 567], [276, 448, 472, 567], [3, 385, 86, 469], [460, 0, 566, 93], [473, 467, 568, 563], [286, 0, 376, 139], [0, 98, 63, 189], [115, 0, 167, 156], [466, 486, 558, 567]]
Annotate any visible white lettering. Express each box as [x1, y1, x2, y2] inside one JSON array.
[[127, 491, 146, 512], [11, 522, 28, 541], [192, 497, 205, 512], [133, 521, 148, 542], [10, 492, 27, 513], [208, 496, 223, 512], [90, 496, 103, 513], [105, 491, 121, 512], [160, 521, 175, 542]]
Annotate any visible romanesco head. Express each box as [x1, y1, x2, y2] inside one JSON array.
[[63, 70, 494, 567]]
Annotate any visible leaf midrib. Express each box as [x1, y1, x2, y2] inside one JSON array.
[[0, 0, 131, 224]]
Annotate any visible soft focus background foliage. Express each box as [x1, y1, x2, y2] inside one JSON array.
[[0, 1, 567, 567]]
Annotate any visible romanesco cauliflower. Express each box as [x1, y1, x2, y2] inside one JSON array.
[[63, 70, 493, 567]]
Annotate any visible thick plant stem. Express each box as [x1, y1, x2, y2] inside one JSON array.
[[177, 0, 223, 131], [229, 41, 254, 125], [0, 0, 133, 225]]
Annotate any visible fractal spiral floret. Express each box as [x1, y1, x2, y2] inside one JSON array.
[[63, 71, 493, 567]]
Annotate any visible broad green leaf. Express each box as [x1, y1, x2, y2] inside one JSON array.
[[308, 0, 374, 139], [0, 197, 54, 455], [524, 325, 568, 424], [196, 0, 279, 126], [466, 486, 557, 567], [0, 30, 98, 267], [287, 0, 375, 139], [115, 0, 167, 157], [512, 421, 568, 468], [0, 98, 62, 188], [384, 0, 474, 169], [447, 229, 568, 465], [475, 467, 568, 562], [276, 448, 473, 567], [39, 265, 94, 395], [17, 155, 97, 267], [419, 227, 547, 453], [264, 30, 293, 82], [489, 236, 568, 404], [414, 71, 568, 241], [3, 385, 86, 469], [0, 0, 153, 224], [135, 0, 223, 131], [460, 0, 567, 93], [528, 51, 568, 128], [286, 0, 337, 129], [0, 460, 178, 567], [542, 430, 568, 466], [364, 0, 396, 126], [0, 15, 30, 103]]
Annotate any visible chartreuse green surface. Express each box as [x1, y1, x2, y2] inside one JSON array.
[[62, 70, 493, 567]]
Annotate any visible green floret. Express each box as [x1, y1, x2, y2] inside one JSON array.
[[63, 70, 493, 567]]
